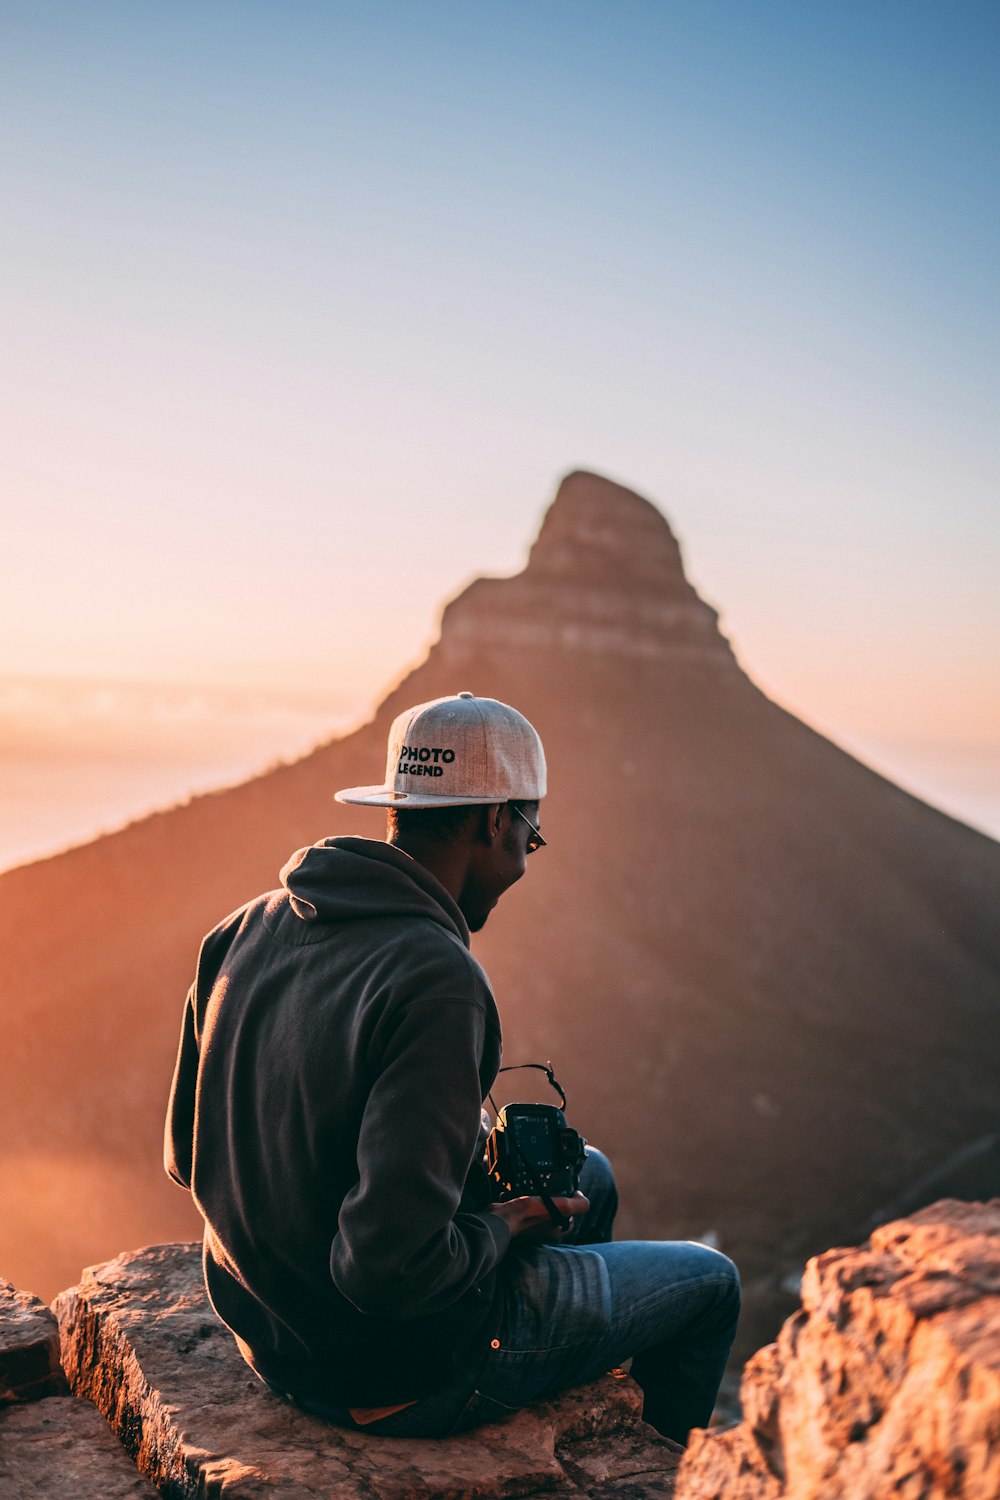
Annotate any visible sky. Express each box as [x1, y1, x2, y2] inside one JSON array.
[[1, 0, 998, 860]]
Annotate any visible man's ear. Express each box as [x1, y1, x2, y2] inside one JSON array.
[[479, 803, 504, 845]]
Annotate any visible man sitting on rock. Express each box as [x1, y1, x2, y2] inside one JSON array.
[[165, 691, 740, 1440]]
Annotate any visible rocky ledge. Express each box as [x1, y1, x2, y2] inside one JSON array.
[[676, 1198, 1000, 1498], [54, 1242, 682, 1498], [0, 1278, 156, 1497], [1, 1198, 997, 1497], [0, 1278, 67, 1404]]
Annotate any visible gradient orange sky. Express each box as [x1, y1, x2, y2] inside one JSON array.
[[2, 2, 998, 850]]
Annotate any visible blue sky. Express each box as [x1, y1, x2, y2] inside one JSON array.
[[1, 0, 998, 840]]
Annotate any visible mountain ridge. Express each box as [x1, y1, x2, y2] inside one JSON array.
[[2, 470, 998, 1370]]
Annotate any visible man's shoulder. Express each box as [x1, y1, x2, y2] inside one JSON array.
[[204, 889, 273, 940], [196, 890, 276, 971], [373, 911, 495, 1001]]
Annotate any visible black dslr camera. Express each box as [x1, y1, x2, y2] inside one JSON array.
[[485, 1102, 587, 1201], [483, 1063, 586, 1224]]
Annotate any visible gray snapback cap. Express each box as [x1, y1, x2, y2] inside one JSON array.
[[335, 691, 546, 808]]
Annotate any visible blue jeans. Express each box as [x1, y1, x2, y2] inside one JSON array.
[[292, 1149, 740, 1443]]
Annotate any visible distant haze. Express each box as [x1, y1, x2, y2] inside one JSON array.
[[1, 626, 998, 875], [0, 673, 357, 870]]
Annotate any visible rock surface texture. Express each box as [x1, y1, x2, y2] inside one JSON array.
[[0, 1276, 156, 1498], [55, 1242, 684, 1498], [676, 1199, 1000, 1499], [0, 1397, 158, 1498], [2, 1198, 994, 1496], [0, 1279, 66, 1403]]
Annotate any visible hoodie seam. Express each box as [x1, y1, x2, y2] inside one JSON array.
[[261, 908, 465, 949], [395, 995, 490, 1014]]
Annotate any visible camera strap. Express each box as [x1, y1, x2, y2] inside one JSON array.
[[534, 1186, 573, 1233], [492, 1060, 568, 1111]]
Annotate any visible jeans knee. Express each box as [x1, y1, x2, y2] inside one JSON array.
[[573, 1147, 618, 1245], [707, 1249, 741, 1322], [685, 1243, 740, 1307], [580, 1146, 617, 1202], [582, 1145, 618, 1207]]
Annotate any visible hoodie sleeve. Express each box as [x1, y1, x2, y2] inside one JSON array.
[[329, 993, 510, 1319], [163, 913, 240, 1191], [164, 983, 198, 1191]]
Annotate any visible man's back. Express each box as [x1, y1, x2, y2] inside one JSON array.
[[165, 836, 508, 1405]]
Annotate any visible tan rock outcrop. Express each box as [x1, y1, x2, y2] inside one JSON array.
[[676, 1199, 1000, 1499], [0, 1278, 66, 1404], [1, 1276, 156, 1496], [55, 1242, 683, 1498], [4, 1197, 996, 1496]]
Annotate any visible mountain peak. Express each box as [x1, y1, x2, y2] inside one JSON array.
[[528, 470, 688, 588], [435, 469, 734, 669]]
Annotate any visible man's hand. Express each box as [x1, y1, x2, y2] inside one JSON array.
[[488, 1192, 590, 1244]]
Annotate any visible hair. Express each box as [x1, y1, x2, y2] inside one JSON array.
[[386, 803, 481, 848]]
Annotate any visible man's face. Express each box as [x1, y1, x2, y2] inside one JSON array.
[[461, 800, 542, 933]]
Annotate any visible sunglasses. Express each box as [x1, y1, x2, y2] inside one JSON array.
[[510, 802, 547, 854]]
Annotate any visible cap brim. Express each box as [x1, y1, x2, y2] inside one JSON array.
[[334, 785, 502, 808]]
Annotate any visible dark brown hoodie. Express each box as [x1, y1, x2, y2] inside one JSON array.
[[164, 836, 510, 1405]]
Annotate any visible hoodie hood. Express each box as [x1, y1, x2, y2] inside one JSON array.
[[279, 836, 471, 948]]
